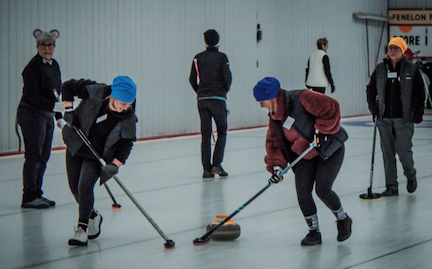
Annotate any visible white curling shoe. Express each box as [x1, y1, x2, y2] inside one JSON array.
[[88, 211, 103, 239], [68, 226, 88, 246]]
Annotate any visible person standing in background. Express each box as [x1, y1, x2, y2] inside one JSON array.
[[305, 37, 335, 94], [366, 37, 425, 196], [189, 29, 232, 178], [17, 29, 63, 209]]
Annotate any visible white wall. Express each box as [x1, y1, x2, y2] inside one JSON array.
[[0, 0, 390, 153]]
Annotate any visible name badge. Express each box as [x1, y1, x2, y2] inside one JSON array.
[[387, 72, 397, 79], [283, 116, 295, 130], [96, 114, 107, 124]]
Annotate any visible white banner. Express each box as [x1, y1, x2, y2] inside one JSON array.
[[389, 25, 432, 58]]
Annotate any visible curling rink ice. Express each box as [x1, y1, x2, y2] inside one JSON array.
[[1, 114, 432, 269]]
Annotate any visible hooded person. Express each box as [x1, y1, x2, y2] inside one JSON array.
[[61, 76, 138, 247], [367, 37, 425, 197], [189, 29, 232, 178], [253, 77, 352, 246]]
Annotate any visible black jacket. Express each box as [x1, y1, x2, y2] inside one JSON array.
[[189, 46, 232, 99], [367, 57, 425, 123], [62, 79, 137, 163]]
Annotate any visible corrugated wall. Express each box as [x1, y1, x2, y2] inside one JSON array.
[[0, 0, 390, 153], [389, 0, 432, 8]]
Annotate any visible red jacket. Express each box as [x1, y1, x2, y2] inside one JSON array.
[[264, 89, 340, 172]]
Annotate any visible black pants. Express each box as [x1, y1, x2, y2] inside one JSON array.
[[307, 86, 326, 94], [198, 99, 227, 171], [292, 145, 344, 217], [66, 150, 101, 222], [17, 106, 54, 203]]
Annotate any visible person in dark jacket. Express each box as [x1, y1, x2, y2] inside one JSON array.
[[17, 29, 63, 209], [366, 37, 425, 196], [189, 29, 232, 178], [253, 77, 352, 246], [305, 37, 335, 94], [61, 76, 138, 246]]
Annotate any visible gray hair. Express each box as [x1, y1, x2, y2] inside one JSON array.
[[36, 32, 56, 45]]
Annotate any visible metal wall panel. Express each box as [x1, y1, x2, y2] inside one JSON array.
[[0, 0, 391, 153], [389, 0, 432, 8]]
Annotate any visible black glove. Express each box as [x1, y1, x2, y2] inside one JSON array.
[[63, 108, 74, 127], [331, 84, 336, 93], [268, 166, 283, 184], [413, 113, 423, 124], [100, 164, 119, 185]]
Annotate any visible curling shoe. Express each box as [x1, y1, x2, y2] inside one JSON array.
[[40, 196, 56, 207], [21, 198, 50, 209], [68, 227, 88, 246], [382, 188, 399, 196], [336, 214, 352, 242], [88, 211, 103, 239], [203, 170, 214, 178], [211, 166, 228, 177], [407, 177, 417, 193], [300, 230, 322, 246]]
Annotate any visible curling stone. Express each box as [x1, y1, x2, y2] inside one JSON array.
[[206, 214, 241, 241]]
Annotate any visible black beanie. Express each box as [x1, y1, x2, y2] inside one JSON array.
[[204, 29, 219, 46]]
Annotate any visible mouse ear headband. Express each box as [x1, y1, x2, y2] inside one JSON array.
[[33, 29, 60, 44]]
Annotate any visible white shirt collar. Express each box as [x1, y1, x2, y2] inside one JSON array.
[[42, 59, 53, 65]]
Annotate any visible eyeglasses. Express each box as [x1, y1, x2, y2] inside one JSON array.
[[39, 43, 55, 49], [388, 46, 400, 51]]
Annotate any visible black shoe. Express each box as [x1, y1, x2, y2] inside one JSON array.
[[300, 230, 322, 246], [203, 170, 214, 178], [211, 166, 228, 177], [336, 214, 352, 242], [21, 198, 50, 209], [40, 197, 56, 207], [382, 188, 399, 196], [407, 177, 417, 193]]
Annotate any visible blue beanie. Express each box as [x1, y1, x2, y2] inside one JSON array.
[[253, 77, 281, 101], [111, 76, 137, 103]]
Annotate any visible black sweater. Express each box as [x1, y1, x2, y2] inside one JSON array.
[[21, 54, 62, 112]]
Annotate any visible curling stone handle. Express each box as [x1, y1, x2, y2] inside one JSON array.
[[215, 214, 235, 225]]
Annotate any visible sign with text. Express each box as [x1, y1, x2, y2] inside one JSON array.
[[389, 9, 432, 25], [389, 9, 432, 58]]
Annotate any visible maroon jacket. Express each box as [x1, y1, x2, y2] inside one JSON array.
[[264, 89, 341, 172]]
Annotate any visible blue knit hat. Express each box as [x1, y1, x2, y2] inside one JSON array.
[[253, 77, 281, 101], [111, 76, 136, 103]]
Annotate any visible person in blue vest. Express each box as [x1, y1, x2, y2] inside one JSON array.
[[189, 29, 232, 178], [253, 77, 352, 246], [305, 37, 335, 94], [61, 76, 138, 246], [366, 37, 425, 196]]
